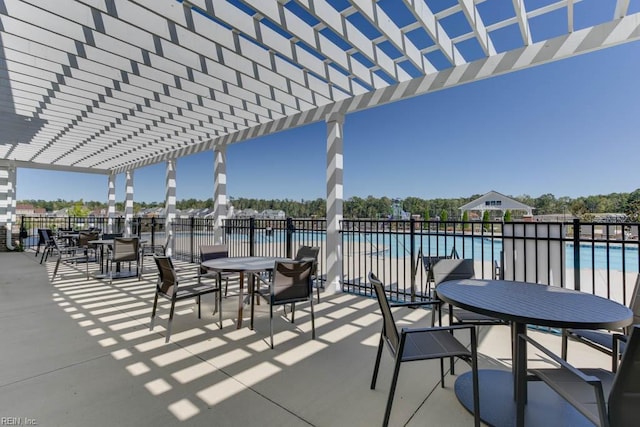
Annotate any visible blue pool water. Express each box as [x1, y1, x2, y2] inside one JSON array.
[[230, 229, 639, 272]]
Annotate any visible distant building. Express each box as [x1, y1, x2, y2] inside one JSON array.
[[459, 191, 534, 220]]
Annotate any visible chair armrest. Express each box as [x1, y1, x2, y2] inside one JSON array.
[[390, 299, 440, 308], [519, 333, 601, 385], [401, 324, 475, 335]]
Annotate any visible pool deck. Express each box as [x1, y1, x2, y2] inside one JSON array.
[[0, 251, 613, 426]]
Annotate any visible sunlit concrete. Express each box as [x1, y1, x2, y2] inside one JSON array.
[[0, 252, 612, 426]]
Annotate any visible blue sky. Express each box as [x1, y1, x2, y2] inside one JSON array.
[[17, 40, 640, 204]]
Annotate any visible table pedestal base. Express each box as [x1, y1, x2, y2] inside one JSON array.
[[455, 370, 591, 427]]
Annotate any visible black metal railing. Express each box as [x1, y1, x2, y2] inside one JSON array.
[[19, 215, 640, 306]]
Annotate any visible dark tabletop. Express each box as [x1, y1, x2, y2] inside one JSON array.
[[201, 256, 288, 273], [437, 279, 633, 330]]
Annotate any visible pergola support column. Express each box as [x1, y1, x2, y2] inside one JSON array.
[[107, 173, 116, 233], [0, 164, 16, 250], [165, 159, 176, 256], [213, 146, 227, 244], [124, 170, 134, 236], [326, 113, 344, 293]]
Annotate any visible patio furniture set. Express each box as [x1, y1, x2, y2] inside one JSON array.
[[41, 228, 639, 426]]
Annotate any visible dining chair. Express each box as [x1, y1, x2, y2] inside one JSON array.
[[38, 228, 57, 264], [107, 237, 140, 284], [432, 259, 506, 327], [522, 325, 640, 427], [77, 231, 99, 262], [562, 273, 640, 372], [199, 244, 237, 297], [150, 256, 222, 343], [294, 246, 321, 302], [250, 260, 316, 349], [35, 228, 53, 261], [139, 234, 171, 277], [368, 272, 480, 427], [50, 236, 90, 281]]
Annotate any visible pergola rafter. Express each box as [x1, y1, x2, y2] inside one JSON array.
[[0, 0, 636, 174]]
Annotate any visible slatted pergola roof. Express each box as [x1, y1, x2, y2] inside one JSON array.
[[1, 0, 639, 175]]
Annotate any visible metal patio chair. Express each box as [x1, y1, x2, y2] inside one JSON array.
[[150, 256, 222, 343], [562, 274, 640, 372], [369, 272, 480, 427], [523, 325, 640, 427]]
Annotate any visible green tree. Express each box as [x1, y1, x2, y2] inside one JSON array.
[[504, 210, 512, 222], [68, 202, 89, 217]]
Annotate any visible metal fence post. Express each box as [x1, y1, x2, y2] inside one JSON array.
[[410, 217, 416, 302], [150, 216, 156, 248], [286, 217, 294, 258], [573, 218, 581, 291], [249, 218, 255, 257], [190, 217, 195, 263]]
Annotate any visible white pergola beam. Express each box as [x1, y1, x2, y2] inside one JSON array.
[[459, 0, 497, 56], [118, 13, 640, 173]]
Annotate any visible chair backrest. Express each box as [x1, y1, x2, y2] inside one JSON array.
[[200, 245, 228, 273], [369, 272, 400, 354], [113, 237, 139, 262], [608, 325, 640, 426], [271, 260, 313, 304], [295, 246, 320, 274], [38, 228, 53, 245], [432, 259, 475, 285], [153, 256, 178, 298], [628, 274, 640, 326], [78, 231, 100, 248]]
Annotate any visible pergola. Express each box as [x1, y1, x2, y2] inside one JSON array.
[[1, 0, 638, 290]]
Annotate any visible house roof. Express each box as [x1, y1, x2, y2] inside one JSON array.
[[0, 1, 638, 175], [459, 190, 534, 213]]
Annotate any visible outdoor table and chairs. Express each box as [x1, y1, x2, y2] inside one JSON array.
[[436, 279, 633, 427], [200, 256, 288, 329], [89, 236, 145, 280]]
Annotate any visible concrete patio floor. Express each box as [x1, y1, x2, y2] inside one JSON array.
[[0, 252, 612, 426]]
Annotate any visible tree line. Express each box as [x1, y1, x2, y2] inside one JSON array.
[[18, 189, 640, 220]]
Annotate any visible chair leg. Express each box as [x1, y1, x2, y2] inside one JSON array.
[[52, 257, 61, 281], [383, 355, 403, 427], [440, 358, 445, 388], [291, 302, 296, 323], [270, 301, 275, 349], [310, 299, 315, 340], [166, 300, 176, 343], [371, 334, 385, 389], [197, 295, 202, 319], [561, 329, 569, 360], [218, 290, 223, 329], [150, 293, 159, 330]]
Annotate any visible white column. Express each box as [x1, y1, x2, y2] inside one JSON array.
[[7, 165, 16, 227], [0, 163, 16, 250], [213, 146, 227, 244], [124, 170, 134, 236], [0, 166, 8, 228], [165, 159, 176, 256], [107, 173, 116, 233], [326, 113, 344, 292]]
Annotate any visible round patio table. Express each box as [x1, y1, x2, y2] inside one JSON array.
[[201, 256, 288, 329], [437, 279, 633, 427]]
